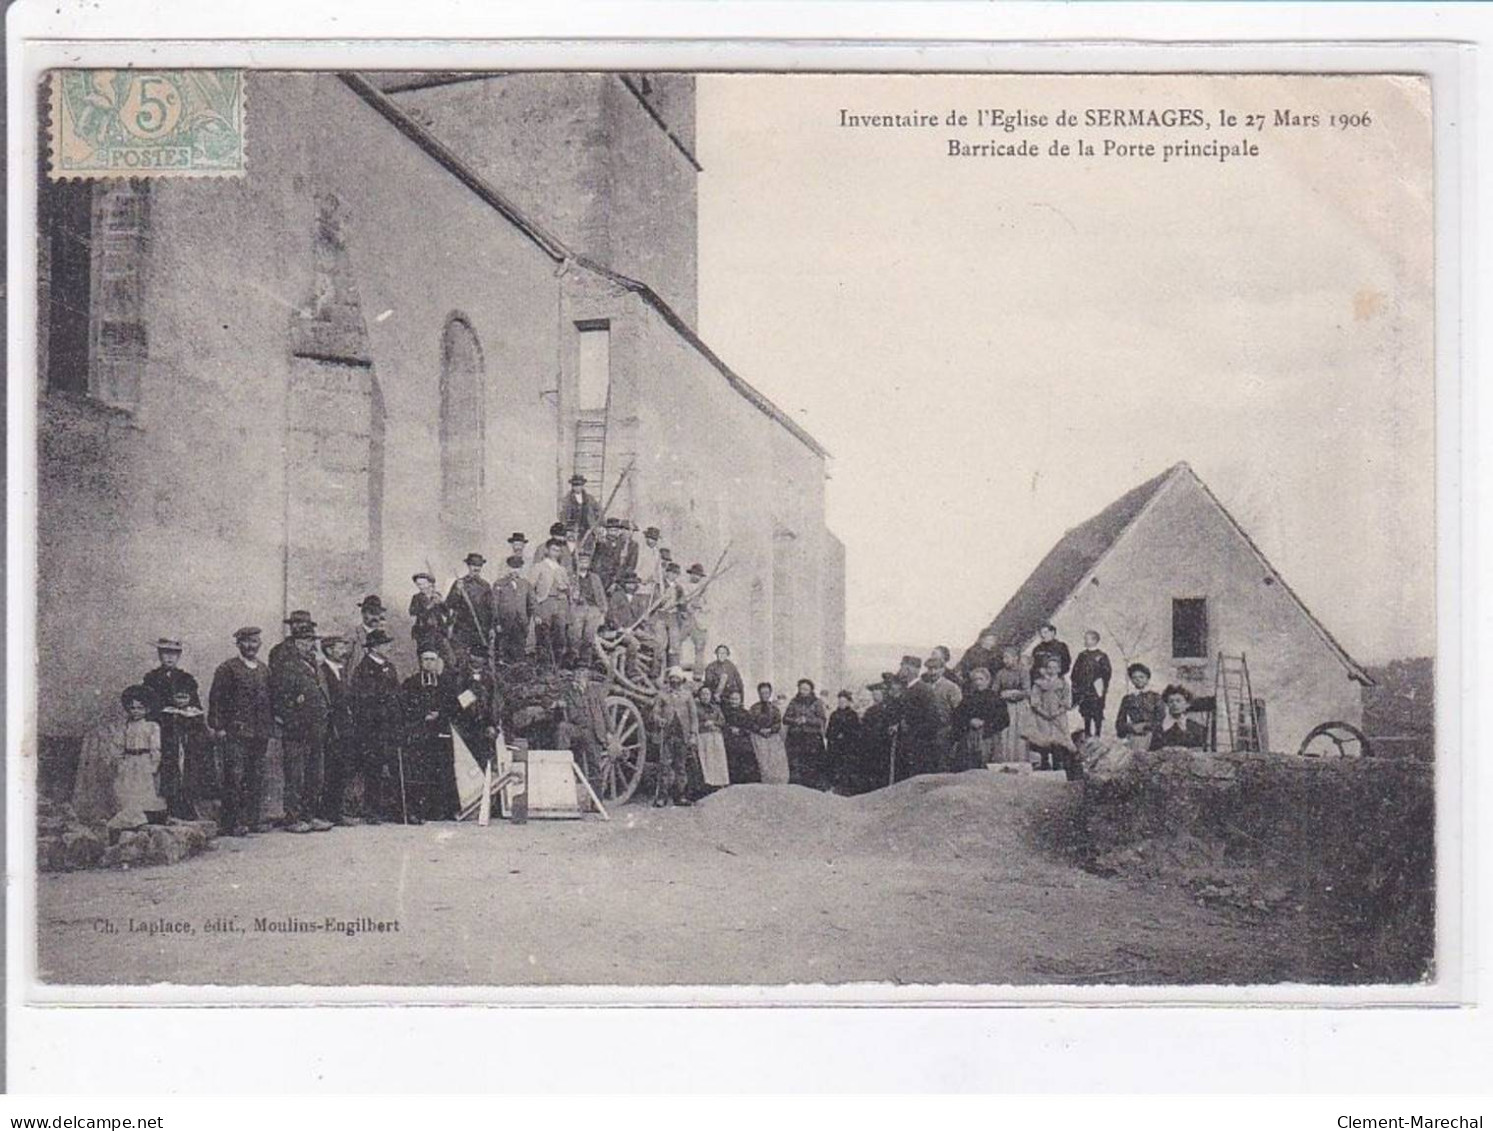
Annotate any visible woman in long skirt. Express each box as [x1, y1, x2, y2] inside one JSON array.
[[783, 678, 829, 789], [721, 689, 760, 784], [747, 681, 791, 785], [694, 684, 730, 790], [951, 666, 1009, 770]]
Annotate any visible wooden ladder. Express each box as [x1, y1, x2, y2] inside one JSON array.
[[572, 411, 607, 493], [1213, 652, 1263, 752]]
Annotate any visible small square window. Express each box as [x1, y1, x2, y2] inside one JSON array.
[[1172, 597, 1209, 659]]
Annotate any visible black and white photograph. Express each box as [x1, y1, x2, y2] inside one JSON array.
[[20, 62, 1443, 997]]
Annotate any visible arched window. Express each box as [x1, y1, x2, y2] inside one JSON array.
[[440, 316, 485, 540]]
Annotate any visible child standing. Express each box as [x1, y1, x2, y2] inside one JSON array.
[[113, 686, 166, 831], [1022, 656, 1075, 773], [1070, 630, 1113, 738]]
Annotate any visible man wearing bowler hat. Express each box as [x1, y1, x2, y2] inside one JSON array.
[[590, 517, 633, 594], [505, 531, 531, 571], [349, 627, 402, 821], [446, 552, 495, 665], [560, 473, 601, 538], [208, 627, 274, 836], [271, 619, 334, 833], [348, 594, 388, 674], [268, 609, 315, 672]]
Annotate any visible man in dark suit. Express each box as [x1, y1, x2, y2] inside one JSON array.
[[561, 473, 602, 538], [318, 634, 354, 826], [1031, 623, 1072, 679], [349, 628, 403, 822], [447, 553, 495, 666], [1151, 684, 1209, 750], [207, 627, 274, 836], [270, 621, 333, 833]]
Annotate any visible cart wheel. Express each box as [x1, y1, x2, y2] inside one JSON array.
[[1297, 721, 1372, 760], [594, 695, 647, 803]]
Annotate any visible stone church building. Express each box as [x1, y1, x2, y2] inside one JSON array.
[[36, 71, 845, 738], [972, 462, 1372, 757]]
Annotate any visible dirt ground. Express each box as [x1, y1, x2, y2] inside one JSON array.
[[36, 772, 1341, 988]]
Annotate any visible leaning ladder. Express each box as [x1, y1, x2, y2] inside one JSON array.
[[1213, 652, 1263, 753]]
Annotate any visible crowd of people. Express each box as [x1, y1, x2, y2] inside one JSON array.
[[69, 471, 1212, 836], [72, 474, 740, 833], [824, 625, 1209, 794]]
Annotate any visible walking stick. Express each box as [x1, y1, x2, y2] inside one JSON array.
[[888, 726, 900, 788], [396, 744, 410, 824], [577, 457, 637, 556]]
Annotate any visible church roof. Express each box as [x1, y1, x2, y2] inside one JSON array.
[[339, 72, 829, 460], [977, 462, 1372, 684]]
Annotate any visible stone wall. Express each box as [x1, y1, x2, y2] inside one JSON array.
[[1078, 744, 1435, 982]]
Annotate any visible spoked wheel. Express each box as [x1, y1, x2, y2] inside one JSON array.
[[592, 695, 648, 803], [1297, 721, 1372, 760]]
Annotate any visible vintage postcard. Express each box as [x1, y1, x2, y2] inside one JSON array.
[[18, 65, 1444, 1000]]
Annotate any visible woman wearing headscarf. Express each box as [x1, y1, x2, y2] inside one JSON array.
[[783, 678, 830, 789]]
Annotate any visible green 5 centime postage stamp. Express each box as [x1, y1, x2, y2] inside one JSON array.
[[49, 69, 246, 178]]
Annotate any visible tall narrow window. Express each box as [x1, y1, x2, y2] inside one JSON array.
[[41, 180, 95, 396], [440, 316, 485, 540], [576, 321, 611, 412], [1172, 597, 1209, 659]]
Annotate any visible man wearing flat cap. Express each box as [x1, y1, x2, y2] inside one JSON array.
[[142, 637, 202, 818], [208, 627, 274, 836], [560, 473, 601, 539], [271, 621, 334, 833], [492, 554, 535, 664], [446, 553, 495, 666]]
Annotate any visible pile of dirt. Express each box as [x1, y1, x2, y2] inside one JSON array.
[[852, 773, 1046, 860], [687, 771, 1067, 863], [687, 784, 864, 858]]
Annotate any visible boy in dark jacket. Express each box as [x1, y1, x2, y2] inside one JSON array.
[[1070, 630, 1113, 738]]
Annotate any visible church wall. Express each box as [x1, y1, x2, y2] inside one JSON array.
[[391, 74, 699, 325], [34, 71, 840, 743], [35, 73, 565, 736]]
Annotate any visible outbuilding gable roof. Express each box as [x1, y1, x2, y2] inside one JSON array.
[[975, 462, 1373, 684]]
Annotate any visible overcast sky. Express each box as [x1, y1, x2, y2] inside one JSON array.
[[695, 73, 1435, 664]]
